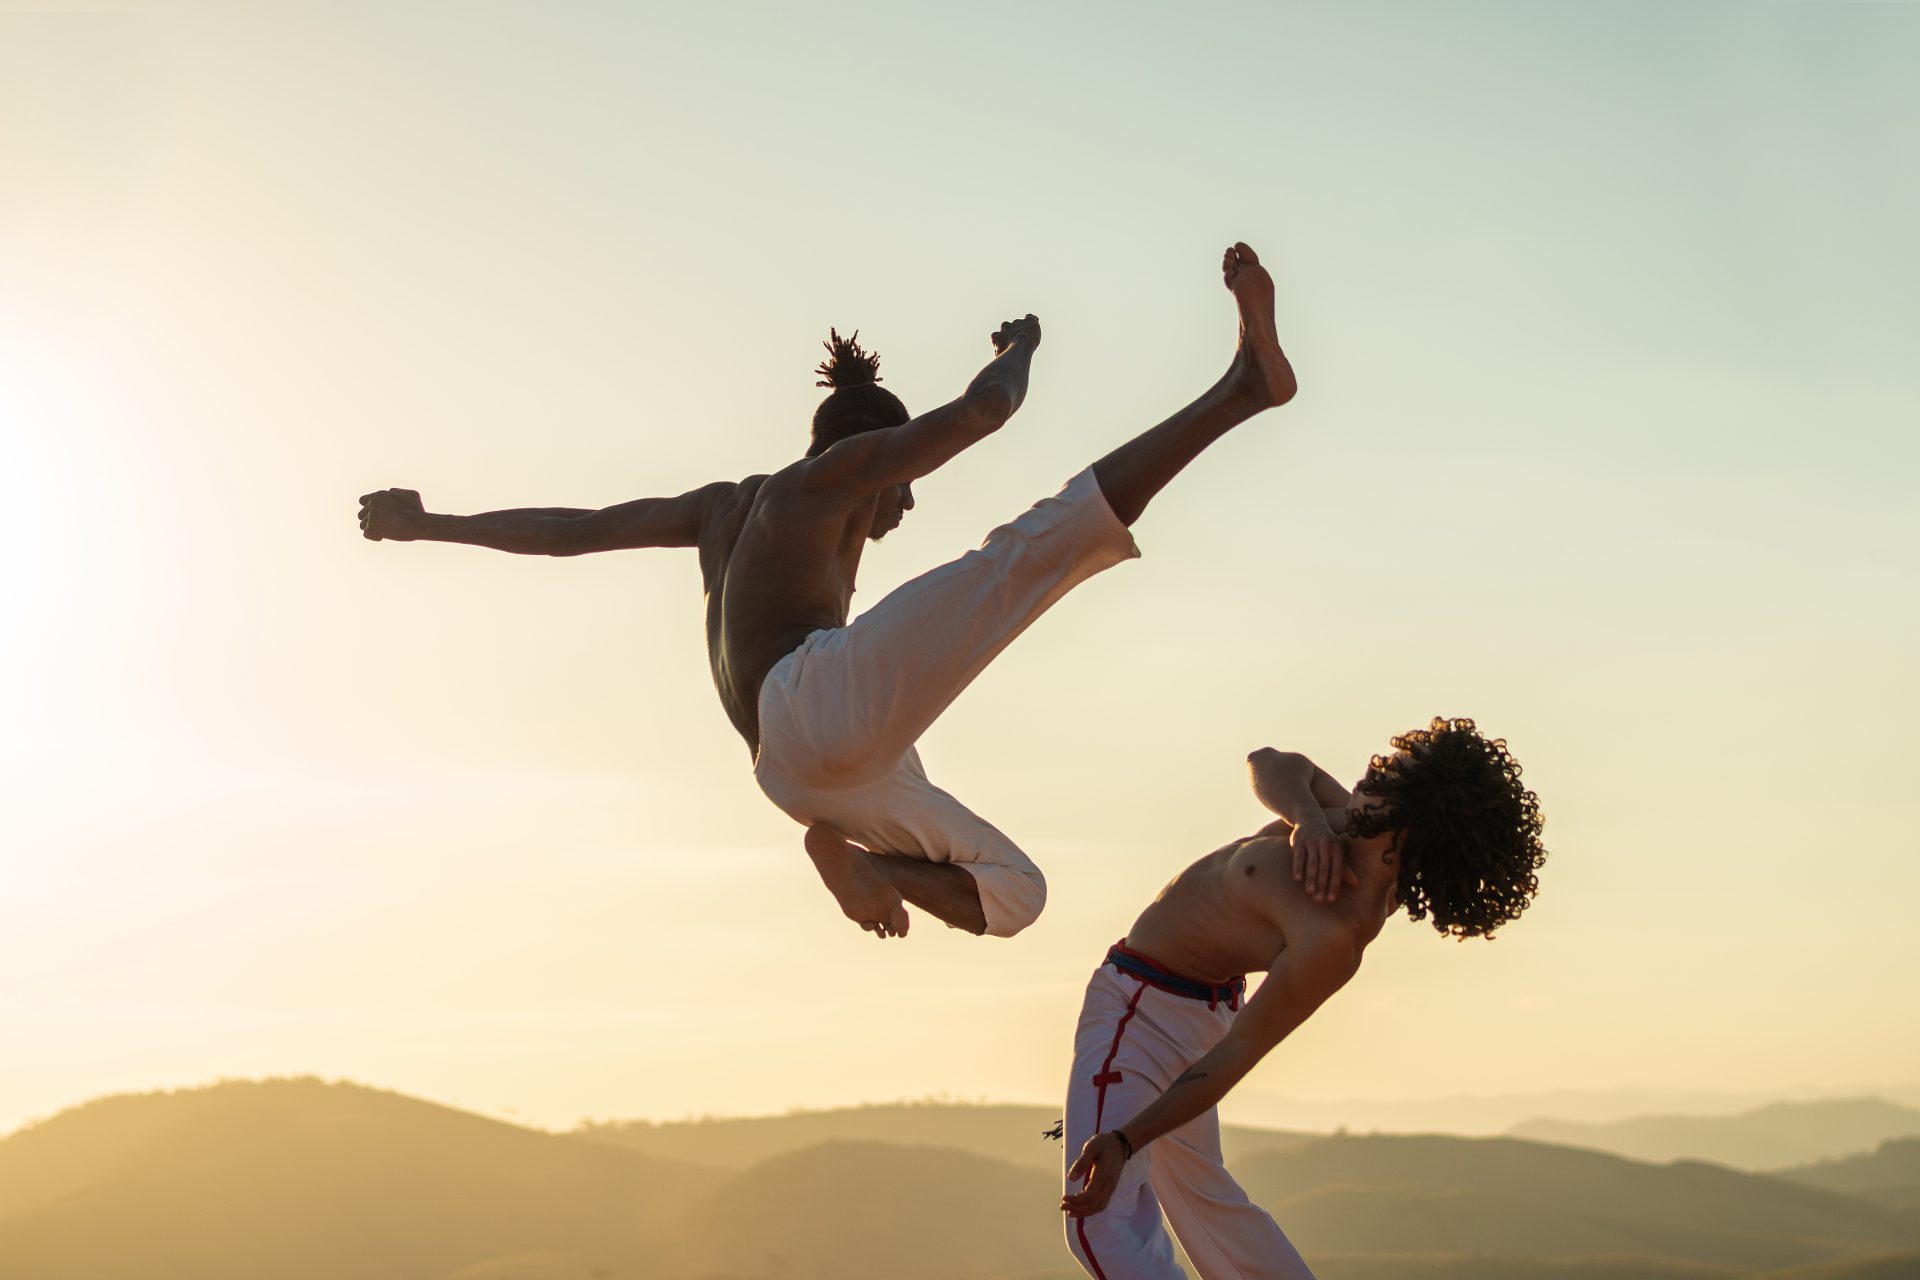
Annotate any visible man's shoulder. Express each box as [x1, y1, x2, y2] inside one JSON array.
[[708, 468, 848, 541], [769, 431, 900, 497], [1254, 909, 1367, 989], [703, 473, 774, 515], [751, 454, 835, 496], [748, 453, 872, 512]]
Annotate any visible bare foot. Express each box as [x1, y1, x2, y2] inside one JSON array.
[[805, 824, 911, 939], [1221, 243, 1297, 408]]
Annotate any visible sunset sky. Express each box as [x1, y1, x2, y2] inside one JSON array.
[[3, 1, 1916, 1138]]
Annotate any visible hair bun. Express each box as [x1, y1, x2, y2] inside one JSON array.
[[815, 328, 883, 390]]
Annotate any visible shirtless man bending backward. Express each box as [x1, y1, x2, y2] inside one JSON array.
[[1058, 718, 1547, 1279]]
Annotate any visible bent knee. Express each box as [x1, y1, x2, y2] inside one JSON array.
[[973, 862, 1047, 938]]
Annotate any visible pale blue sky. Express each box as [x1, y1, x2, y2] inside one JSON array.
[[2, 1, 1915, 1135]]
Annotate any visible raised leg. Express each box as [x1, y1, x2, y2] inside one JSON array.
[[1091, 242, 1297, 527], [789, 243, 1291, 783]]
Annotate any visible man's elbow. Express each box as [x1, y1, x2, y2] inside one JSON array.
[[961, 382, 1018, 431]]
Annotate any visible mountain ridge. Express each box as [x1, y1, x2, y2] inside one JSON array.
[[4, 1079, 1918, 1280], [1509, 1099, 1920, 1171]]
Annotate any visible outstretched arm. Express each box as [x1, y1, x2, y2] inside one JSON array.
[[1249, 748, 1356, 902], [1062, 935, 1361, 1219], [805, 316, 1042, 496], [358, 481, 735, 556]]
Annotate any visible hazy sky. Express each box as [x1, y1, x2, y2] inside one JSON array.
[[3, 1, 1916, 1138]]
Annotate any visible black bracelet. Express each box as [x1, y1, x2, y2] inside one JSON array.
[[1111, 1128, 1135, 1161]]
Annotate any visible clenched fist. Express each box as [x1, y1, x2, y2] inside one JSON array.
[[359, 488, 424, 541], [991, 313, 1041, 354]]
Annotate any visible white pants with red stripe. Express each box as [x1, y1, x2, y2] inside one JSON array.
[[753, 468, 1139, 938], [1063, 963, 1315, 1280]]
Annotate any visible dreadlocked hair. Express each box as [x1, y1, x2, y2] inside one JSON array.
[[814, 328, 882, 390], [809, 328, 909, 457], [1347, 716, 1546, 940]]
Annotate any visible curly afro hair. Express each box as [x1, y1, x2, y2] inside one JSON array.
[[808, 328, 909, 457], [1347, 716, 1546, 940]]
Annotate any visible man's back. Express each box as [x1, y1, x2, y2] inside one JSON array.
[[696, 461, 890, 753]]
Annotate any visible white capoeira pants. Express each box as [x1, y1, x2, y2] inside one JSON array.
[[752, 468, 1140, 938], [1064, 949, 1315, 1280]]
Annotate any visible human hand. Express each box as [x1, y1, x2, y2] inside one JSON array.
[[1291, 819, 1357, 903], [991, 314, 1041, 354], [359, 488, 425, 541], [1061, 1130, 1129, 1218]]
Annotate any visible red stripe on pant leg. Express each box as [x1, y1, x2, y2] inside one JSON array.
[[1093, 980, 1148, 1129], [1073, 979, 1148, 1280], [1076, 1215, 1110, 1280]]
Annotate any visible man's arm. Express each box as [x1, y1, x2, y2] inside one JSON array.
[[1248, 748, 1352, 822], [1248, 748, 1357, 902], [358, 482, 735, 556], [1061, 935, 1361, 1219], [804, 317, 1041, 496]]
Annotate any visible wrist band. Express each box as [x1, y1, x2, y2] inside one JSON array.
[[1112, 1129, 1135, 1161]]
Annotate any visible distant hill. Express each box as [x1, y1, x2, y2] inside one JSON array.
[[1310, 1256, 1920, 1280], [1751, 1256, 1920, 1280], [996, 1260, 1920, 1280], [442, 1256, 613, 1280], [5, 1080, 1918, 1280], [985, 1256, 1920, 1280], [576, 1100, 1313, 1173], [1231, 1087, 1789, 1137], [1780, 1138, 1920, 1212], [0, 1078, 722, 1280], [579, 1101, 1070, 1172], [667, 1141, 1060, 1279], [1510, 1099, 1920, 1170], [1236, 1133, 1920, 1271], [1307, 1256, 1738, 1280]]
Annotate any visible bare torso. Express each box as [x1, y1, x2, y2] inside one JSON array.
[[694, 460, 886, 754], [1123, 808, 1394, 984]]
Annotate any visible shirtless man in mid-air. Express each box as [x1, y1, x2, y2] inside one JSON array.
[[359, 243, 1296, 942], [1059, 719, 1547, 1279]]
